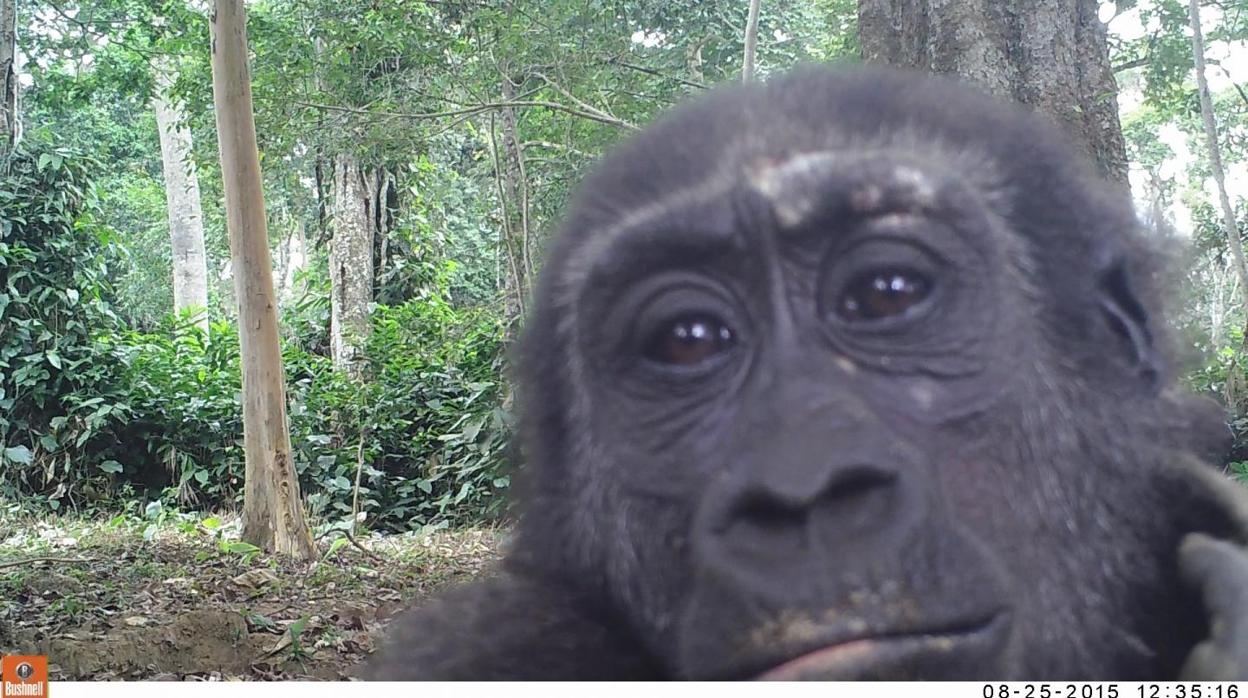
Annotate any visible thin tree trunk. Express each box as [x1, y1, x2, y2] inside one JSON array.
[[0, 0, 18, 155], [496, 77, 528, 335], [153, 67, 210, 332], [500, 78, 532, 301], [858, 0, 1129, 185], [209, 0, 315, 560], [1189, 0, 1248, 321], [279, 217, 306, 300], [743, 0, 762, 82], [372, 170, 389, 283], [488, 114, 521, 326], [330, 154, 373, 378], [687, 37, 709, 84]]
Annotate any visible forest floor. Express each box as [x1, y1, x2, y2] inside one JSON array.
[[0, 507, 504, 680]]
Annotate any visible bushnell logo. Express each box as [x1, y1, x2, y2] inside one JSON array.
[[1, 656, 47, 698]]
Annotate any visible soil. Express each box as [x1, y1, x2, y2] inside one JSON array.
[[0, 517, 503, 680]]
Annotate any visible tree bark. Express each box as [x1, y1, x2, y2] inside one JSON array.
[[153, 67, 210, 332], [1189, 0, 1248, 322], [209, 0, 315, 560], [330, 154, 374, 378], [743, 0, 762, 82], [0, 0, 18, 155], [858, 0, 1129, 185]]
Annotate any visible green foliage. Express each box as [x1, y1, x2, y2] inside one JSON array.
[[0, 138, 508, 529], [0, 139, 129, 503], [94, 290, 509, 530], [1229, 461, 1248, 485], [103, 171, 179, 329]]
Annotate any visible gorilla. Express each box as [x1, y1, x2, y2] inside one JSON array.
[[368, 65, 1248, 680]]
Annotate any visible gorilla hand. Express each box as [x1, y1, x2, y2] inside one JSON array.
[[1181, 533, 1248, 680]]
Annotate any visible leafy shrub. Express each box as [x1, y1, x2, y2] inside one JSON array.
[[1186, 330, 1247, 465], [96, 295, 511, 530], [0, 140, 130, 504]]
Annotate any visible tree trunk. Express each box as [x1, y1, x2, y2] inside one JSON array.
[[209, 0, 315, 560], [330, 154, 374, 378], [0, 0, 18, 155], [1189, 0, 1248, 323], [278, 217, 307, 301], [496, 76, 529, 335], [858, 0, 1129, 185], [743, 0, 762, 82], [153, 67, 210, 332]]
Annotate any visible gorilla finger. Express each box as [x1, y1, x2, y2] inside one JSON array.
[[1180, 533, 1248, 619], [1180, 641, 1247, 681]]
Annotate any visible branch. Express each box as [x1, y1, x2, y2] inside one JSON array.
[[1212, 63, 1248, 110], [607, 59, 708, 90], [294, 98, 638, 131], [532, 72, 636, 130], [1113, 56, 1150, 73], [0, 557, 94, 570], [344, 529, 384, 563], [522, 140, 589, 157]]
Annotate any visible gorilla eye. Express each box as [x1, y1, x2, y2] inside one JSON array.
[[643, 314, 735, 366], [837, 268, 931, 322]]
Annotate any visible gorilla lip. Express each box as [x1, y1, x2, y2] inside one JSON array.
[[752, 612, 1007, 680]]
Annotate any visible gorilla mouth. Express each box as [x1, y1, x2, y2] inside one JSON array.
[[752, 612, 1009, 680]]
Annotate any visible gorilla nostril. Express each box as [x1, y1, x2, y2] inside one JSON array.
[[728, 496, 809, 534], [719, 496, 810, 561], [814, 466, 899, 533], [822, 466, 897, 506]]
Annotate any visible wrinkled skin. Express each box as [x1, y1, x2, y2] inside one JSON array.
[[367, 66, 1248, 680]]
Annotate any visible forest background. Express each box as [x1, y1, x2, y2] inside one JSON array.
[[0, 0, 1246, 679]]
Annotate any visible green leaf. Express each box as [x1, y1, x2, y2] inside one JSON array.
[[3, 445, 33, 464], [324, 537, 348, 559], [46, 351, 61, 369], [222, 541, 261, 556], [289, 615, 309, 638], [99, 460, 123, 474]]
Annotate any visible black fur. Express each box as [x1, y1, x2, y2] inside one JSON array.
[[367, 65, 1248, 680]]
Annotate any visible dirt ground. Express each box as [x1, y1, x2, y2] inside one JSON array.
[[0, 510, 504, 680]]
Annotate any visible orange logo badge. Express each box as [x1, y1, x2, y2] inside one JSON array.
[[2, 656, 47, 698]]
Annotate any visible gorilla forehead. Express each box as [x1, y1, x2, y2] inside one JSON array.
[[550, 65, 1138, 303]]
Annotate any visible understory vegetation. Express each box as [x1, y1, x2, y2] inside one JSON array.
[[1, 140, 509, 532]]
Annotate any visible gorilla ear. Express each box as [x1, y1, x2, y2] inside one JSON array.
[[1097, 259, 1161, 388]]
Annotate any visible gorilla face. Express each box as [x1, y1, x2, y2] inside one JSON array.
[[510, 67, 1244, 680]]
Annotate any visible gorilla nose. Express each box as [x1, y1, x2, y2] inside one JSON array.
[[726, 463, 898, 545], [697, 460, 921, 587]]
